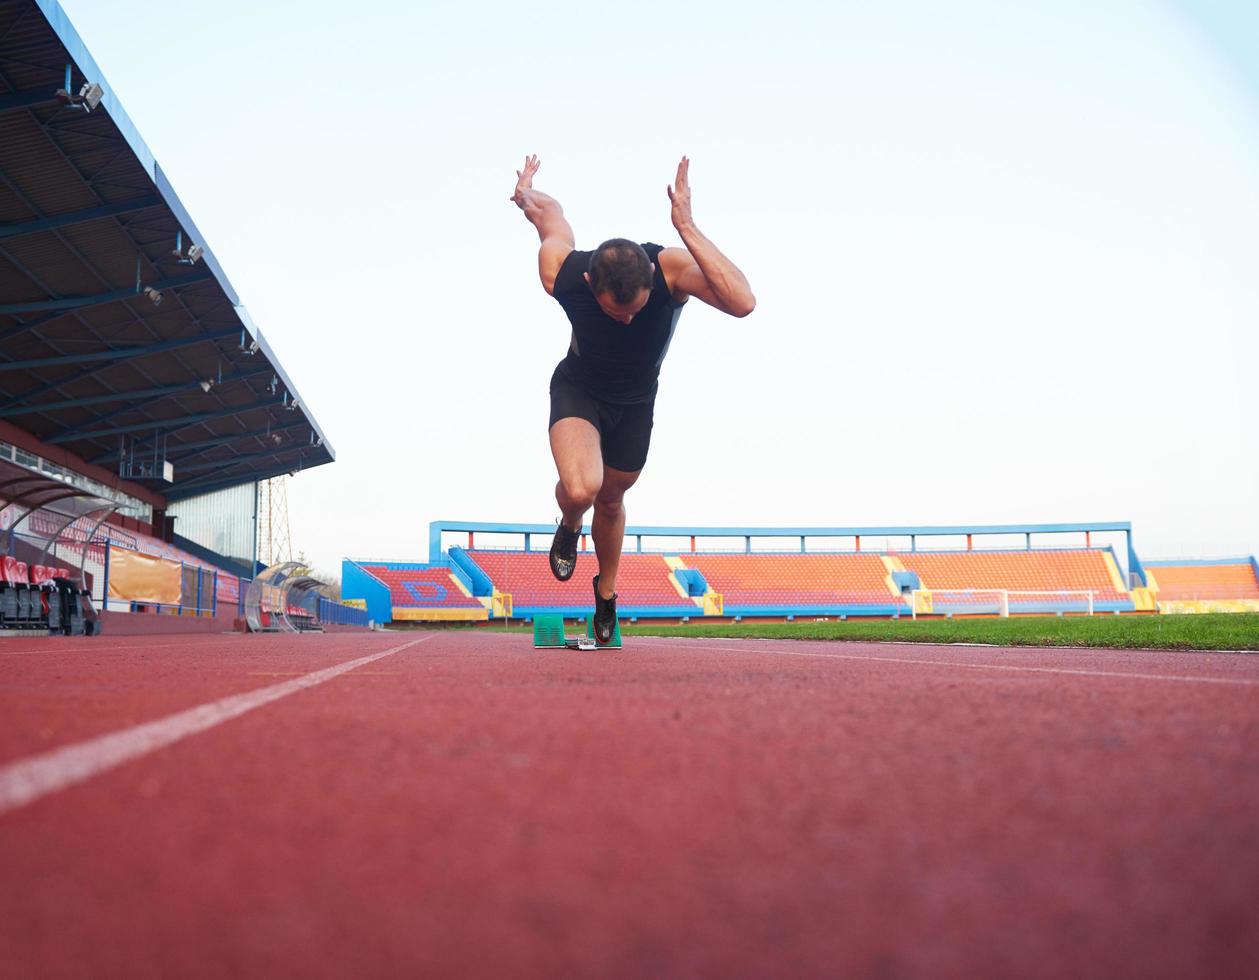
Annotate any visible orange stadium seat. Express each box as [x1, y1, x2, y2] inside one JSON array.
[[1146, 563, 1259, 601], [681, 553, 901, 609], [899, 550, 1128, 601]]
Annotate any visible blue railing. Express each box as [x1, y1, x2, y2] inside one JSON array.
[[318, 596, 371, 627], [430, 519, 1137, 563]]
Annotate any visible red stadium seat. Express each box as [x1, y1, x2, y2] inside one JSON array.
[[359, 565, 486, 609], [0, 556, 19, 627], [465, 551, 695, 610]]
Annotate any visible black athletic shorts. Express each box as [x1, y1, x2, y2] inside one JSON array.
[[548, 364, 655, 473]]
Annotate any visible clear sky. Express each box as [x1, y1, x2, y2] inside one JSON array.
[[57, 0, 1259, 578]]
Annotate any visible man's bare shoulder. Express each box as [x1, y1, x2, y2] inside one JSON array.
[[657, 247, 697, 301], [540, 239, 576, 296]]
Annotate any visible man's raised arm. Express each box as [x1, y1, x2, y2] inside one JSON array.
[[659, 157, 756, 318], [511, 155, 575, 296]]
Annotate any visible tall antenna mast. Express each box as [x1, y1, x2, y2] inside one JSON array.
[[257, 476, 293, 566]]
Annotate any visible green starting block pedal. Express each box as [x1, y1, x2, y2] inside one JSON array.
[[532, 614, 567, 649], [532, 614, 621, 650], [586, 617, 623, 649]]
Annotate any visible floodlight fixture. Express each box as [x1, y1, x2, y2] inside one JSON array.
[[79, 82, 103, 111], [173, 230, 203, 264], [144, 286, 163, 306], [199, 380, 213, 393], [54, 66, 103, 112]]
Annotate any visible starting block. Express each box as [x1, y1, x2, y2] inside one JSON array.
[[532, 614, 622, 650]]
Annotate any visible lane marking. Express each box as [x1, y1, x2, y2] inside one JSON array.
[[245, 671, 401, 677], [0, 634, 435, 817], [649, 640, 1259, 688]]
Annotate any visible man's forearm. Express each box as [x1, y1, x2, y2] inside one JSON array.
[[677, 222, 756, 316], [517, 188, 572, 244]]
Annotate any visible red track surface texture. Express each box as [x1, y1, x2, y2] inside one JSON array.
[[2, 631, 1257, 979]]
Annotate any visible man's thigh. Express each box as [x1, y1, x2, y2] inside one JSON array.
[[549, 416, 603, 491]]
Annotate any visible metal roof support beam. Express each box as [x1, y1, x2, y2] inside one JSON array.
[[47, 396, 284, 444], [166, 460, 311, 502], [87, 418, 310, 466], [0, 309, 65, 346], [1, 346, 165, 411], [175, 444, 311, 476], [0, 193, 162, 241], [51, 365, 244, 439], [0, 88, 58, 114], [0, 267, 212, 316], [169, 420, 309, 462], [0, 326, 238, 374], [0, 365, 273, 419]]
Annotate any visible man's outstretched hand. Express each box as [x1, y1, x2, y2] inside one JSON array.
[[667, 156, 694, 231], [511, 154, 541, 209]]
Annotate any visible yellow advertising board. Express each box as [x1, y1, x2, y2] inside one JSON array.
[[107, 546, 182, 605], [392, 606, 488, 622]]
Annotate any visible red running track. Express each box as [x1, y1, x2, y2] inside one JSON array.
[[1, 630, 1257, 979]]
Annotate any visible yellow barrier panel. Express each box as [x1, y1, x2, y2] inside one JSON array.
[[1159, 599, 1259, 615], [1101, 552, 1129, 594], [703, 592, 724, 616], [107, 546, 182, 605], [392, 607, 489, 622], [879, 555, 907, 597], [493, 591, 514, 617]]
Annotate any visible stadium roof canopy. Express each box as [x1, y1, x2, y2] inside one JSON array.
[[0, 0, 334, 503]]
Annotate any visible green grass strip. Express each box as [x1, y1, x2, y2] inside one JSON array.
[[620, 613, 1259, 651]]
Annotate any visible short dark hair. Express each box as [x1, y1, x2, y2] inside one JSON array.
[[587, 239, 653, 304]]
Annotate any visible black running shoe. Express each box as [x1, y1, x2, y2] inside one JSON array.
[[593, 574, 618, 645], [549, 522, 579, 581]]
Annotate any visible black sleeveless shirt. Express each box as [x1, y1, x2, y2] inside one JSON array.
[[552, 242, 685, 405]]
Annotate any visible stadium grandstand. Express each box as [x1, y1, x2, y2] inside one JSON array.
[[1141, 558, 1259, 614], [0, 0, 366, 635], [344, 519, 1259, 625]]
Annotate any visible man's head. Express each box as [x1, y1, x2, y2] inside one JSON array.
[[583, 239, 654, 324]]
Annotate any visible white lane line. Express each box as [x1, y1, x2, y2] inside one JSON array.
[[656, 640, 1259, 688], [0, 634, 436, 817]]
